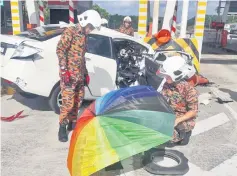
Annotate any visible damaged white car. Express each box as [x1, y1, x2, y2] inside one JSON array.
[[1, 24, 155, 114]]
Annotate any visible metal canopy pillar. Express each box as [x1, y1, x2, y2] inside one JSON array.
[[25, 0, 40, 26], [152, 0, 159, 35], [162, 0, 177, 31], [180, 0, 189, 38], [10, 0, 24, 35], [194, 0, 207, 57], [222, 0, 230, 23], [138, 0, 148, 38]]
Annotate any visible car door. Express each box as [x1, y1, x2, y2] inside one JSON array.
[[85, 34, 117, 97]]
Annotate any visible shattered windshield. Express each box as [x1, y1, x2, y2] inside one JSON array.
[[17, 25, 64, 41]]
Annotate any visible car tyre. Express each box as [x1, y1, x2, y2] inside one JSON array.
[[19, 92, 39, 99], [143, 148, 189, 175], [49, 85, 61, 114]]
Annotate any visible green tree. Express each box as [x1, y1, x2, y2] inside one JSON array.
[[92, 4, 110, 21]]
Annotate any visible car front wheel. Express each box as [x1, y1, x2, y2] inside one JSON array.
[[49, 85, 61, 114], [49, 85, 87, 115]]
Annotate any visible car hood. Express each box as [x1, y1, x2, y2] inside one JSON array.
[[1, 34, 43, 67], [0, 34, 42, 47], [0, 34, 28, 45]]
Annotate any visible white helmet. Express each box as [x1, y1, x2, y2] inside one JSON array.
[[124, 16, 132, 22], [158, 55, 196, 82], [77, 10, 102, 30]]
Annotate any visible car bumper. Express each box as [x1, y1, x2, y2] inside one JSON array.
[[1, 78, 31, 94]]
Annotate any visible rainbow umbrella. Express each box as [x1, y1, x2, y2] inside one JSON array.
[[68, 86, 175, 176]]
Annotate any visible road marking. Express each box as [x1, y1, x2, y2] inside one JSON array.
[[210, 154, 237, 176], [210, 87, 237, 121], [192, 112, 229, 136], [120, 111, 233, 176], [223, 103, 237, 121]]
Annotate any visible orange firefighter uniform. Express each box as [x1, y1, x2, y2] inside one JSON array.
[[56, 25, 87, 124], [118, 25, 134, 36]]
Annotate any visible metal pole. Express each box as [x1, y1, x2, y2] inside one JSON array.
[[222, 0, 230, 23], [10, 0, 23, 34], [69, 0, 75, 24], [152, 0, 159, 35], [162, 0, 177, 31], [39, 0, 44, 26], [180, 0, 189, 38], [218, 0, 221, 22], [194, 0, 207, 58], [138, 0, 148, 37], [25, 0, 40, 26]]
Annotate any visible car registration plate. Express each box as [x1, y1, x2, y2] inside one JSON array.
[[15, 77, 27, 88]]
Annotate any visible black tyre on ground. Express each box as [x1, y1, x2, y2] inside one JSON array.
[[143, 148, 189, 175], [49, 85, 61, 114]]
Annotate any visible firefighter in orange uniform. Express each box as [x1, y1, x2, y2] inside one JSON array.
[[56, 10, 102, 142], [118, 16, 134, 36]]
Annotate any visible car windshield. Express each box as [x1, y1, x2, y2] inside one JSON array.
[[17, 25, 64, 41]]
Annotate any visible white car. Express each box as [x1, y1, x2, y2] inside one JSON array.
[[1, 24, 154, 114]]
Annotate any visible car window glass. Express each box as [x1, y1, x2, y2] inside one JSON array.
[[113, 39, 148, 57], [130, 41, 148, 53], [86, 35, 112, 58]]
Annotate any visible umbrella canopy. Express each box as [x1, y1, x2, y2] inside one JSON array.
[[68, 86, 175, 176]]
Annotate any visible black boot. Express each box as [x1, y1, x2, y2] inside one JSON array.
[[67, 121, 76, 131], [58, 120, 68, 142]]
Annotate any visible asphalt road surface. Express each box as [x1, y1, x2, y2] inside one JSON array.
[[1, 47, 237, 176]]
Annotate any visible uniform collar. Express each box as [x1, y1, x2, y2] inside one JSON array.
[[75, 24, 85, 35]]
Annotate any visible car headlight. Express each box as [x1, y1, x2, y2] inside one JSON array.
[[11, 43, 42, 59]]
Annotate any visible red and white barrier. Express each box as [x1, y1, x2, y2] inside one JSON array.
[[69, 0, 74, 24], [39, 0, 44, 26], [171, 1, 178, 37]]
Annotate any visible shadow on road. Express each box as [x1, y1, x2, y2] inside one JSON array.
[[219, 88, 237, 102], [202, 45, 237, 55], [12, 93, 52, 111], [12, 93, 93, 113], [201, 59, 237, 65]]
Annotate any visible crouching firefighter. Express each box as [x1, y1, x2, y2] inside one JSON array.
[[56, 10, 102, 142], [157, 56, 199, 146]]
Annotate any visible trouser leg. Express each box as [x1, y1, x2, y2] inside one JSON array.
[[59, 88, 77, 124], [67, 85, 84, 131], [172, 121, 193, 143], [72, 84, 84, 118]]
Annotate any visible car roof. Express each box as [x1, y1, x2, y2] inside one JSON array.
[[91, 27, 151, 48], [25, 24, 151, 49]]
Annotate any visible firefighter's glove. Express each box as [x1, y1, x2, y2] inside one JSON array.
[[84, 74, 90, 86], [61, 70, 71, 85]]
